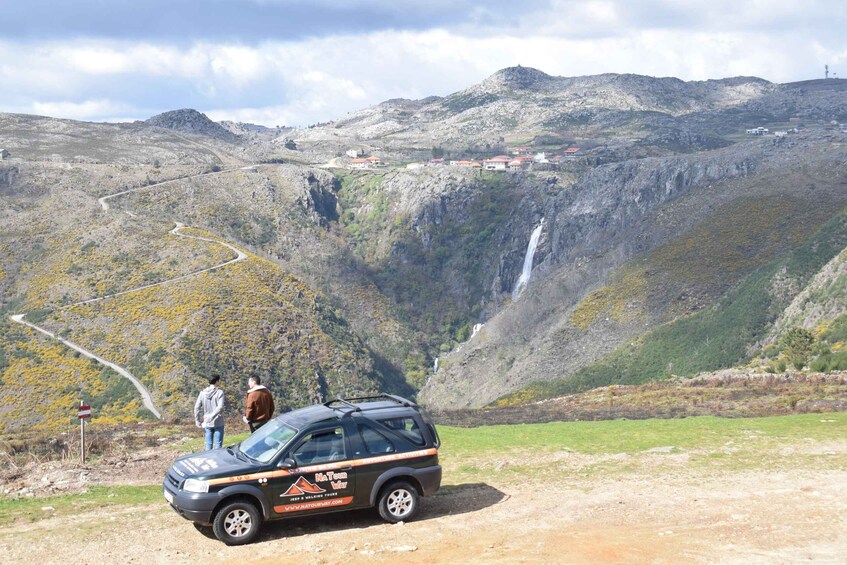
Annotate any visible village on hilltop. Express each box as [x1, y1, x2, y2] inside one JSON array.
[[347, 145, 582, 172]]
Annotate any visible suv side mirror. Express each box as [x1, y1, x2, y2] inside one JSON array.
[[277, 457, 296, 469]]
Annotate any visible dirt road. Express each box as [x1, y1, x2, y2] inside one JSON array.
[[2, 448, 845, 564]]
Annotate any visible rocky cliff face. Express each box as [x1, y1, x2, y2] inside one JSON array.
[[0, 164, 19, 195], [766, 248, 847, 340]]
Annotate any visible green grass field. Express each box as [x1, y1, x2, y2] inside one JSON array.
[[437, 411, 847, 455]]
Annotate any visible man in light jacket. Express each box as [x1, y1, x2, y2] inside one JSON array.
[[194, 374, 225, 450], [243, 374, 275, 432]]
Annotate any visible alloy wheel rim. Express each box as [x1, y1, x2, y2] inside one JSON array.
[[387, 489, 413, 517], [224, 509, 252, 537]]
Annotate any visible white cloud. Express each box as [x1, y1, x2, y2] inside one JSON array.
[[30, 99, 135, 120], [1, 2, 846, 126], [65, 46, 132, 74]]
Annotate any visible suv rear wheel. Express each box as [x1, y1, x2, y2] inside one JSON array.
[[378, 481, 419, 523], [212, 499, 262, 545]]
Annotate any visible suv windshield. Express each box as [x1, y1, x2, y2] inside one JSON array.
[[240, 420, 297, 463]]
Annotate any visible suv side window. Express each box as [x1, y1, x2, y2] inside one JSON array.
[[291, 427, 346, 465], [357, 424, 396, 455], [378, 416, 426, 447]]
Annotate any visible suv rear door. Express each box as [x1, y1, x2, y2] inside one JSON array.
[[350, 420, 403, 501]]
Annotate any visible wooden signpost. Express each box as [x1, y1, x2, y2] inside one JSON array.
[[78, 401, 91, 464]]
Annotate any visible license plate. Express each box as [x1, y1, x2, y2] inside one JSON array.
[[164, 489, 174, 504]]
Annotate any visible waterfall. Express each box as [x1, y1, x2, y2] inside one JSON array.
[[512, 219, 544, 300], [471, 323, 484, 338], [433, 357, 439, 373]]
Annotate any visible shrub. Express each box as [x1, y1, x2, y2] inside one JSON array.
[[781, 327, 815, 368]]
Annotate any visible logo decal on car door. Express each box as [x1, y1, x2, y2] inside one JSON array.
[[281, 476, 326, 496]]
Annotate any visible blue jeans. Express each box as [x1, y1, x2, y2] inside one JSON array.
[[204, 426, 224, 450]]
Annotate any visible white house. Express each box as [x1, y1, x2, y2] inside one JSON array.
[[483, 156, 510, 171], [533, 152, 548, 164]]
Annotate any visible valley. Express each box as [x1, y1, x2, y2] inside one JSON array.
[[2, 67, 847, 430]]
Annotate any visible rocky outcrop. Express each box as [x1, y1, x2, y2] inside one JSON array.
[[144, 109, 239, 143], [0, 165, 19, 194], [305, 172, 340, 224]]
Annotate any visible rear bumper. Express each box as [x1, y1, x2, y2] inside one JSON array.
[[413, 465, 442, 496]]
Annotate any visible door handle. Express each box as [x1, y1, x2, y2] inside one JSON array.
[[339, 466, 352, 471]]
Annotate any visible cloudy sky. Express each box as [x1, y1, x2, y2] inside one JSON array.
[[1, 0, 845, 126]]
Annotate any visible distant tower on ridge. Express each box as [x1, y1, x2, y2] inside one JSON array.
[[825, 64, 829, 79]]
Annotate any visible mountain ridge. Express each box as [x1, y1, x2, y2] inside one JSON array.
[[3, 65, 847, 426]]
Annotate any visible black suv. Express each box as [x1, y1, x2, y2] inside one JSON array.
[[163, 394, 441, 545]]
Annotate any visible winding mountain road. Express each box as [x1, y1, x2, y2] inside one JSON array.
[[10, 167, 252, 420]]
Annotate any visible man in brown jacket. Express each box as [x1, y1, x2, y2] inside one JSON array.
[[242, 375, 275, 432]]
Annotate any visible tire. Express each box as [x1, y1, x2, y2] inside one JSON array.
[[212, 499, 262, 545], [377, 481, 419, 523]]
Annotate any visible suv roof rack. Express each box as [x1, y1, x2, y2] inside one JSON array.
[[324, 393, 418, 417]]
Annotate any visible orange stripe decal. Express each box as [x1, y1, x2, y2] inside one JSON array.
[[207, 448, 437, 486], [274, 496, 354, 514]]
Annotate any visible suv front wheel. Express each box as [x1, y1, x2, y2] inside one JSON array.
[[212, 499, 262, 545], [378, 481, 419, 523]]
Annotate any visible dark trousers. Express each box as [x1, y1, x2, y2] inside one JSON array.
[[249, 420, 269, 433]]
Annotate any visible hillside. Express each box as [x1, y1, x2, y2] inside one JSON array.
[[3, 66, 847, 425], [0, 162, 410, 431], [421, 129, 847, 408], [293, 67, 847, 159]]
